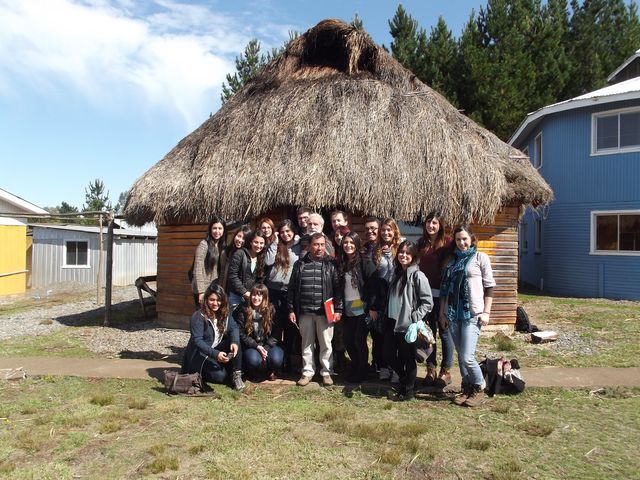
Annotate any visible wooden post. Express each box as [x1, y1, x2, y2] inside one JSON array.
[[103, 217, 115, 327], [97, 215, 103, 305]]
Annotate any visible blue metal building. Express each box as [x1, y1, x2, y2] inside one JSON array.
[[510, 52, 640, 300]]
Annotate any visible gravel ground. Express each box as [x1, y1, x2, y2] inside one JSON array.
[[0, 285, 189, 360]]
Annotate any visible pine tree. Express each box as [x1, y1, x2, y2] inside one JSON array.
[[618, 1, 640, 69], [530, 0, 571, 107], [468, 0, 539, 138], [221, 39, 263, 104], [59, 201, 79, 214], [423, 16, 459, 104], [457, 13, 484, 122], [83, 179, 111, 212], [351, 13, 364, 30], [220, 32, 300, 104], [388, 5, 422, 74], [114, 190, 129, 214]]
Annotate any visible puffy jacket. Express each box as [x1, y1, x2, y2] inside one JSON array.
[[287, 253, 343, 317], [181, 310, 239, 373]]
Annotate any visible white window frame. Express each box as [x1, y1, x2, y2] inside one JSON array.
[[519, 220, 528, 253], [534, 133, 543, 168], [591, 106, 640, 156], [522, 146, 529, 160], [534, 219, 542, 254], [590, 210, 640, 256], [63, 239, 91, 268]]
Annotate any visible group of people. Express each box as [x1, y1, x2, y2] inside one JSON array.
[[182, 207, 495, 406]]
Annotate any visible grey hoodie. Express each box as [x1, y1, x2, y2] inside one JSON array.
[[387, 264, 433, 333]]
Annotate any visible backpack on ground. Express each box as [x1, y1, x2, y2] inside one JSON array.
[[515, 306, 539, 333]]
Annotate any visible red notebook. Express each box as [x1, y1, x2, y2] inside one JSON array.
[[324, 298, 335, 323]]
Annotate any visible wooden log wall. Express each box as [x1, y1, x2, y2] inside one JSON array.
[[156, 206, 519, 329]]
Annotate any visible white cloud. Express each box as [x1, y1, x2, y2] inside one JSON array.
[[0, 0, 293, 128]]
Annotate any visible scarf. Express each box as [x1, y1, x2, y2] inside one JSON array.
[[440, 246, 477, 322]]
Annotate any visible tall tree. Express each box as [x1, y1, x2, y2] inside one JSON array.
[[114, 190, 129, 214], [469, 0, 540, 138], [388, 4, 423, 74], [530, 0, 571, 107], [351, 13, 364, 30], [422, 16, 460, 104], [220, 32, 300, 104], [457, 12, 488, 122], [221, 39, 263, 104], [83, 179, 111, 212]]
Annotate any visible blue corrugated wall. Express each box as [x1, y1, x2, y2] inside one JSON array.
[[516, 100, 640, 300]]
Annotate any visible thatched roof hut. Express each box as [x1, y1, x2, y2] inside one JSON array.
[[125, 19, 551, 227], [124, 19, 552, 329]]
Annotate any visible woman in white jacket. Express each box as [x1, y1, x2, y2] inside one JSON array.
[[440, 225, 496, 408]]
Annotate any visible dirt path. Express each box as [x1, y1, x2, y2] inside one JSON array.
[[2, 356, 639, 389]]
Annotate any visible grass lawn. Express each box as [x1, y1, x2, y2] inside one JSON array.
[[478, 293, 640, 368], [0, 377, 638, 479], [2, 292, 638, 370]]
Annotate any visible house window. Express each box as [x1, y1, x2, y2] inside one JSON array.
[[592, 211, 640, 254], [519, 221, 528, 253], [534, 133, 542, 168], [593, 108, 640, 154], [522, 146, 529, 160], [65, 241, 89, 266], [534, 219, 542, 253]]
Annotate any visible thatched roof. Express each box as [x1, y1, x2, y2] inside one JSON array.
[[124, 19, 552, 226]]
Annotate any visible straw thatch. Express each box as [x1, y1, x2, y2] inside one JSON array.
[[124, 19, 552, 226]]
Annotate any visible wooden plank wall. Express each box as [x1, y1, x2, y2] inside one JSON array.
[[472, 206, 519, 325], [156, 206, 519, 328]]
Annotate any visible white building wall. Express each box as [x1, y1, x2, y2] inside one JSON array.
[[32, 227, 157, 288]]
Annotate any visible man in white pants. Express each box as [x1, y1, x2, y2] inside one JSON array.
[[287, 233, 343, 386]]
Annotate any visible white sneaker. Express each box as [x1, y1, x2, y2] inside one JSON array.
[[379, 368, 390, 380], [391, 371, 399, 384]]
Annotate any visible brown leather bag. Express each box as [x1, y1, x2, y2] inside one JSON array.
[[164, 371, 203, 395]]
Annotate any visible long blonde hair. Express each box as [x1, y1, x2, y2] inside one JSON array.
[[374, 218, 401, 266]]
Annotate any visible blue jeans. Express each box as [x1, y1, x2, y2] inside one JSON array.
[[426, 297, 454, 369], [449, 318, 483, 386], [243, 345, 285, 375]]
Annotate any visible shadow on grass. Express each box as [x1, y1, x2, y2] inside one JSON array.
[[54, 298, 157, 329]]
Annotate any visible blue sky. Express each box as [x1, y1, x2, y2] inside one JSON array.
[[0, 0, 484, 210]]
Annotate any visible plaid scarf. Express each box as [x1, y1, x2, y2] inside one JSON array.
[[440, 246, 477, 322]]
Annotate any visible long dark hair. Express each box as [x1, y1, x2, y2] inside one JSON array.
[[391, 240, 420, 291], [225, 224, 252, 257], [246, 229, 267, 278], [242, 284, 274, 336], [204, 216, 226, 275], [417, 212, 447, 251], [337, 231, 363, 289], [200, 283, 228, 334], [275, 219, 295, 275]]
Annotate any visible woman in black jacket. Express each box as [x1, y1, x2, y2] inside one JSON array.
[[181, 283, 245, 390], [337, 231, 380, 383], [227, 230, 267, 308], [233, 284, 284, 381]]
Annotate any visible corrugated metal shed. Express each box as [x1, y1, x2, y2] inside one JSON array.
[[31, 224, 157, 288]]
